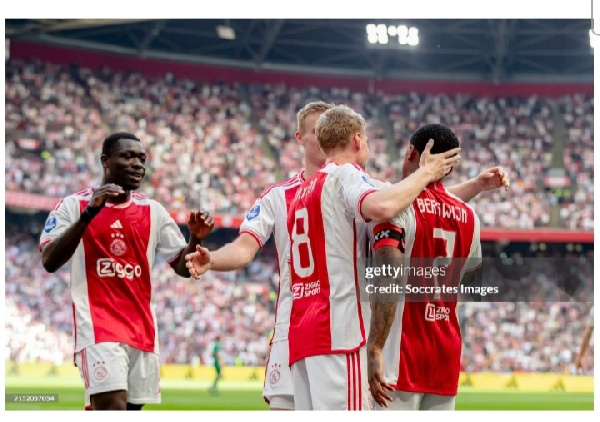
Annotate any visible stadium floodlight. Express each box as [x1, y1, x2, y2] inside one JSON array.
[[365, 23, 419, 47], [378, 34, 389, 44], [216, 25, 235, 40]]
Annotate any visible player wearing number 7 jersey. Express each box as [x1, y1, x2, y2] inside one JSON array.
[[367, 124, 483, 411], [286, 106, 461, 410]]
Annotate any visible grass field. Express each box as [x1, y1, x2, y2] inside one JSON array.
[[4, 376, 594, 411]]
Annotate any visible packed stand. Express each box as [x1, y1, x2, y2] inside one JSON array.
[[4, 228, 594, 374], [460, 302, 594, 374], [382, 92, 559, 228], [5, 58, 276, 214], [248, 84, 393, 181], [557, 94, 594, 230], [4, 58, 594, 229]]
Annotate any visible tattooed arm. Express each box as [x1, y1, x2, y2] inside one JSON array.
[[367, 244, 403, 408]]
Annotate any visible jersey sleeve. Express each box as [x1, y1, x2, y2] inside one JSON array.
[[39, 196, 80, 252], [337, 164, 380, 222], [589, 306, 594, 328], [154, 202, 188, 263], [464, 213, 483, 272], [238, 189, 277, 248]]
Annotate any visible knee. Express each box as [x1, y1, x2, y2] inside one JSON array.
[[91, 391, 128, 410]]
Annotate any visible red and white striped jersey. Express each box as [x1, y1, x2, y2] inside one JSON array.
[[239, 172, 306, 344], [39, 188, 187, 354], [287, 163, 380, 365], [372, 181, 482, 396]]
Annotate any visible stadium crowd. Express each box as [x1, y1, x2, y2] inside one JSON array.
[[5, 229, 594, 374], [5, 58, 594, 229], [4, 57, 594, 376]]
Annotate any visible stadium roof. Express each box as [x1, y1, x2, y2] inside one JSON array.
[[5, 19, 594, 83]]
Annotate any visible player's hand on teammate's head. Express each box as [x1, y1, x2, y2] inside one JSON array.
[[185, 245, 211, 279], [475, 166, 510, 192], [188, 209, 215, 239], [420, 139, 461, 182], [89, 184, 125, 208]]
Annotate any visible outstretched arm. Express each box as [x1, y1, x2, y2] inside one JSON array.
[[447, 166, 510, 203], [185, 233, 261, 278]]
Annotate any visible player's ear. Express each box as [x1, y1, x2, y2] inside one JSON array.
[[295, 131, 304, 146], [353, 133, 362, 151], [407, 145, 418, 163], [100, 154, 109, 169]]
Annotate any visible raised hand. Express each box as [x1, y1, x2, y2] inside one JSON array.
[[188, 209, 215, 240], [89, 183, 125, 208], [475, 166, 510, 192]]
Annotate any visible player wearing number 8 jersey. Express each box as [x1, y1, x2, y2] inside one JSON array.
[[184, 102, 335, 410], [367, 124, 483, 411], [286, 106, 461, 410]]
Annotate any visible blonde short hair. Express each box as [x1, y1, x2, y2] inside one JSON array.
[[315, 104, 366, 153], [296, 101, 334, 134]]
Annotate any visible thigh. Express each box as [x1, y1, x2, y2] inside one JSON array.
[[290, 359, 311, 410], [263, 340, 294, 409], [420, 393, 456, 410], [382, 390, 423, 411], [306, 350, 368, 411], [125, 344, 161, 405], [75, 342, 128, 396]]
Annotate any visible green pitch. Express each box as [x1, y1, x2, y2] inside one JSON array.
[[4, 376, 594, 411]]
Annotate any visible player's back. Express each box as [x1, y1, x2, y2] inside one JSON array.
[[286, 163, 379, 365], [380, 181, 481, 395], [239, 172, 306, 344]]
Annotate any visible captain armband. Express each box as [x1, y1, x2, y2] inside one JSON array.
[[373, 223, 406, 253]]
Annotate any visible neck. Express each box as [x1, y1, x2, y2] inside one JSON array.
[[325, 150, 361, 168], [303, 160, 324, 179]]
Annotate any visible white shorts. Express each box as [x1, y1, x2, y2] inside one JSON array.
[[291, 347, 373, 411], [262, 340, 294, 410], [75, 342, 161, 405], [377, 390, 455, 411]]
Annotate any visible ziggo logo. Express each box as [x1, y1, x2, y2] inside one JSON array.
[[96, 258, 142, 279]]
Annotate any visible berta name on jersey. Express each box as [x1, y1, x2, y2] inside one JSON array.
[[416, 197, 468, 224]]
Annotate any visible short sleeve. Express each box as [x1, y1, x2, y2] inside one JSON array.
[[155, 203, 187, 263], [39, 196, 79, 252], [239, 189, 277, 248], [589, 307, 594, 328], [337, 164, 380, 222]]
